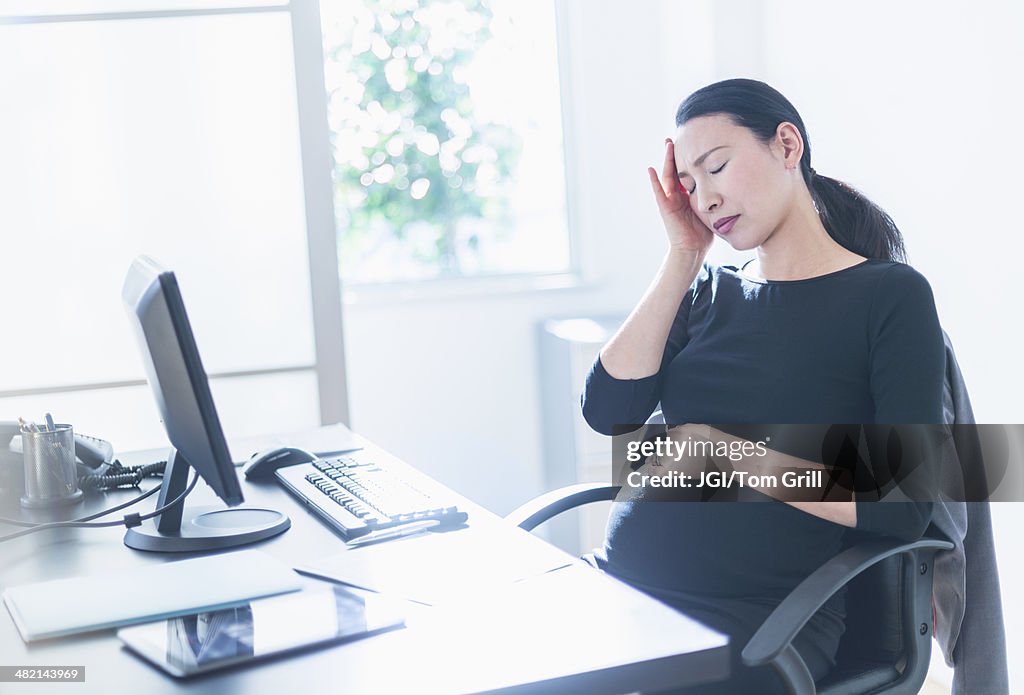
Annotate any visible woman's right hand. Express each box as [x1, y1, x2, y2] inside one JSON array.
[[647, 139, 715, 255]]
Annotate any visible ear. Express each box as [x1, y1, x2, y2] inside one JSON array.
[[774, 122, 804, 170]]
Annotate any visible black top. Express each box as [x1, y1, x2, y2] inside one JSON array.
[[580, 258, 945, 671]]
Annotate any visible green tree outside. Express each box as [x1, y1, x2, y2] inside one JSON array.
[[324, 0, 522, 283]]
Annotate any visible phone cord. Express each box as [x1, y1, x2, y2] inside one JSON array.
[[79, 460, 167, 492]]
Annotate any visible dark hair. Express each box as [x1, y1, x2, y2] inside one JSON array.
[[675, 78, 906, 263]]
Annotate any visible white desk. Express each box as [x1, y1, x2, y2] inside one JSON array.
[[0, 434, 729, 694]]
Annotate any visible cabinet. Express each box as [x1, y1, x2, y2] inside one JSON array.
[[537, 316, 623, 556]]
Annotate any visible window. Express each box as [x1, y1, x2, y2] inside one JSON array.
[[0, 5, 334, 449], [321, 0, 571, 284]]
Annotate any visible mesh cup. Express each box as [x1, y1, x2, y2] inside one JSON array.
[[21, 424, 84, 508]]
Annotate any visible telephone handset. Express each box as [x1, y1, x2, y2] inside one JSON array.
[[0, 421, 115, 474]]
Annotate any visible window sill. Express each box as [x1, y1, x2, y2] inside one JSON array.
[[341, 271, 596, 306]]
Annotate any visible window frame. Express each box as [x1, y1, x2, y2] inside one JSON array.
[[0, 0, 350, 426]]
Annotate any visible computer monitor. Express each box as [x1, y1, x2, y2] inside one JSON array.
[[120, 255, 289, 552]]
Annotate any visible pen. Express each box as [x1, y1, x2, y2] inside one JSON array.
[[345, 520, 441, 548], [44, 413, 55, 432]]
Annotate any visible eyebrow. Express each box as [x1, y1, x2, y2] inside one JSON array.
[[677, 145, 729, 178]]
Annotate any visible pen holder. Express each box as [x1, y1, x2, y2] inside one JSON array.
[[21, 424, 83, 509]]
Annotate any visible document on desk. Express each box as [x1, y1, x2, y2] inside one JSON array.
[[295, 521, 577, 606], [3, 550, 302, 642]]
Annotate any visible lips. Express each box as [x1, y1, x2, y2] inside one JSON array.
[[714, 215, 739, 233]]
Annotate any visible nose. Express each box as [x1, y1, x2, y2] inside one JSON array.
[[695, 186, 721, 215]]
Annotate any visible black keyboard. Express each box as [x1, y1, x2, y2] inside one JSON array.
[[273, 454, 467, 540]]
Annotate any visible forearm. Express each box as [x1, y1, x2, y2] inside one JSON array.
[[720, 428, 857, 527], [783, 500, 856, 527], [655, 425, 858, 528], [600, 248, 705, 379]]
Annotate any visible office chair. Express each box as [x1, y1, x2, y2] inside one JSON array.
[[506, 420, 955, 695]]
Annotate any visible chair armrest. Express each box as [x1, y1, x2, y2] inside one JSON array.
[[506, 410, 662, 531], [741, 534, 954, 668], [505, 483, 620, 531]]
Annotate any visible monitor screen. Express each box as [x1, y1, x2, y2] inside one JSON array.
[[122, 256, 242, 507]]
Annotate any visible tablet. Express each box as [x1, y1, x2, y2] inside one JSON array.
[[118, 584, 405, 678]]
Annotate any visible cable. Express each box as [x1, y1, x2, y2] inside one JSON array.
[[0, 458, 168, 528], [0, 482, 163, 528], [80, 459, 167, 492], [0, 471, 197, 543], [0, 471, 200, 544]]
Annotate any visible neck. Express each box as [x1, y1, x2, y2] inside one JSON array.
[[752, 193, 863, 281]]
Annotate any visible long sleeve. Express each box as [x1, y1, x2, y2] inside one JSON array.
[[856, 263, 945, 541], [580, 263, 710, 436]]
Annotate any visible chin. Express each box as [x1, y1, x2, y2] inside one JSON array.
[[721, 235, 760, 252]]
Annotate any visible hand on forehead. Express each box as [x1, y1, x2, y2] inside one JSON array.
[[672, 115, 743, 177]]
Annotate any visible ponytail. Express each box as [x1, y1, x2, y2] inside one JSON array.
[[675, 78, 907, 263], [807, 170, 906, 263]]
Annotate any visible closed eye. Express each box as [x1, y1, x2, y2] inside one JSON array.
[[683, 162, 727, 194]]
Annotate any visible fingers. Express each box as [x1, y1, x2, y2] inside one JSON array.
[[647, 167, 668, 207], [651, 139, 693, 216], [661, 139, 679, 193]]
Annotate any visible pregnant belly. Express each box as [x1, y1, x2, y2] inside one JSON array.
[[601, 497, 844, 598]]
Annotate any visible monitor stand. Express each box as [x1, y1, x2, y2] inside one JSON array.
[[124, 449, 290, 553]]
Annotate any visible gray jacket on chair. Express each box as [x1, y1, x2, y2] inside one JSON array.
[[932, 331, 1009, 694]]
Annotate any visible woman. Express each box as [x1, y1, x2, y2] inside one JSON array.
[[580, 79, 944, 693]]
